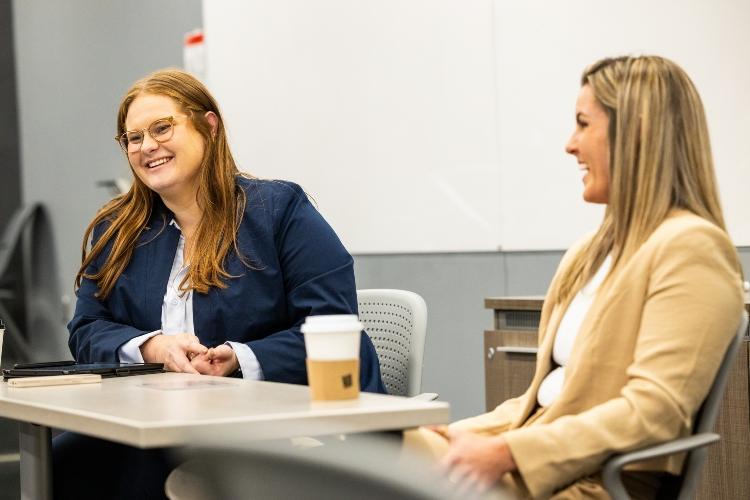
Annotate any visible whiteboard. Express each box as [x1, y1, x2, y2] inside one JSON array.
[[494, 0, 750, 249], [204, 0, 750, 252], [204, 0, 502, 253]]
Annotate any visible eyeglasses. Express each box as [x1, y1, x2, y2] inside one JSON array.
[[115, 116, 179, 153]]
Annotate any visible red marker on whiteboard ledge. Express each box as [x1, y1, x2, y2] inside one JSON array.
[[0, 318, 4, 364], [184, 28, 206, 82]]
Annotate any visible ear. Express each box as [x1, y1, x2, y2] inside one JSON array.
[[204, 111, 219, 137]]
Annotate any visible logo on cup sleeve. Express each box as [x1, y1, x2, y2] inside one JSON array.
[[341, 373, 353, 388]]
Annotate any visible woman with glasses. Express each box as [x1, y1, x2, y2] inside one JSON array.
[[408, 56, 744, 499], [54, 68, 386, 499]]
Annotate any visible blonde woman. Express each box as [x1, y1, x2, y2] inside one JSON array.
[[410, 56, 744, 499], [55, 69, 385, 499]]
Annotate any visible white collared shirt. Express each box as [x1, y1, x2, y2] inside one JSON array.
[[118, 221, 263, 379], [537, 255, 612, 407]]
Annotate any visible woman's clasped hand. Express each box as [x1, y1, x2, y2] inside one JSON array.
[[139, 333, 240, 376], [438, 429, 516, 494]]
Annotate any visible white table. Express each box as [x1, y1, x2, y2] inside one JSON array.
[[0, 372, 450, 500]]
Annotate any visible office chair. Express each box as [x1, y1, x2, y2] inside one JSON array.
[[166, 433, 496, 500], [357, 289, 437, 400], [0, 203, 69, 365], [0, 204, 70, 496], [602, 311, 749, 500]]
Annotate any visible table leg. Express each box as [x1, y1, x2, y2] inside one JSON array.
[[19, 422, 52, 500]]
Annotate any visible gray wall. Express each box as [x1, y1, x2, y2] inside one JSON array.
[[9, 0, 750, 422], [357, 248, 750, 419], [12, 0, 203, 306], [354, 251, 563, 419]]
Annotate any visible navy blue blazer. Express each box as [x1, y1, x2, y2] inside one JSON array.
[[68, 178, 386, 393]]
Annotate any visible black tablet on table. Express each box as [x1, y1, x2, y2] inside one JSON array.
[[2, 361, 164, 380]]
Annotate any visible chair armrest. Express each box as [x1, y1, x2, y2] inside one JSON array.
[[411, 392, 439, 401], [602, 433, 719, 500]]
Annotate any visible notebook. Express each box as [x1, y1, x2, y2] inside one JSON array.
[[2, 361, 164, 380]]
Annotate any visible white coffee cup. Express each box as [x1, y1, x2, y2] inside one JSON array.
[[301, 315, 362, 400]]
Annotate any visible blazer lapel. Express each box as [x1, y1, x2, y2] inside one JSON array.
[[193, 289, 219, 347], [564, 258, 626, 373], [142, 212, 180, 331], [511, 296, 570, 427]]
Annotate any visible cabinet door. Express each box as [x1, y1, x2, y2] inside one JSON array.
[[484, 329, 537, 411], [696, 340, 750, 500]]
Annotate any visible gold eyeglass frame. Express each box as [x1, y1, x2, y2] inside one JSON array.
[[115, 116, 178, 153]]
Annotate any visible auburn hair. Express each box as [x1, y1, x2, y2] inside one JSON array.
[[75, 68, 251, 298], [552, 55, 729, 305]]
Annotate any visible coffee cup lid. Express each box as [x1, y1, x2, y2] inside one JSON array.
[[301, 314, 362, 334]]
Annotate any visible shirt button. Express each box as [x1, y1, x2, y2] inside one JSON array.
[[171, 299, 179, 306]]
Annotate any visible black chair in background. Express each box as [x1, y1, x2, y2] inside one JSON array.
[[0, 203, 70, 498], [0, 203, 70, 367]]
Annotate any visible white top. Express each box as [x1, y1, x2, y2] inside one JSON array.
[[118, 221, 262, 379], [537, 256, 612, 407]]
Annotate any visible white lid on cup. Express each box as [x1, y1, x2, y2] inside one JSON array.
[[301, 315, 362, 360], [300, 315, 363, 334]]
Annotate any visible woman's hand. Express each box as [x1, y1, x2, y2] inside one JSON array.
[[439, 429, 517, 493], [140, 333, 207, 374], [190, 345, 240, 377]]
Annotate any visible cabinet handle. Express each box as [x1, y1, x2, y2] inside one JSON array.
[[494, 346, 538, 355]]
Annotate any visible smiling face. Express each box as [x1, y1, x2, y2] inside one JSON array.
[[565, 84, 611, 204], [124, 93, 206, 202]]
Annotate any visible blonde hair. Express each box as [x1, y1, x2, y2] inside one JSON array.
[[76, 69, 251, 298], [553, 56, 727, 304]]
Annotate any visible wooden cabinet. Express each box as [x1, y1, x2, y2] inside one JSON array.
[[484, 296, 750, 500], [698, 337, 750, 498], [484, 297, 541, 411]]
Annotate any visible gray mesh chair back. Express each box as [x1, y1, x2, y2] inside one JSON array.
[[357, 289, 427, 397], [602, 311, 748, 500]]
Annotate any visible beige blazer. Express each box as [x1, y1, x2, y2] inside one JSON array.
[[452, 211, 744, 498]]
